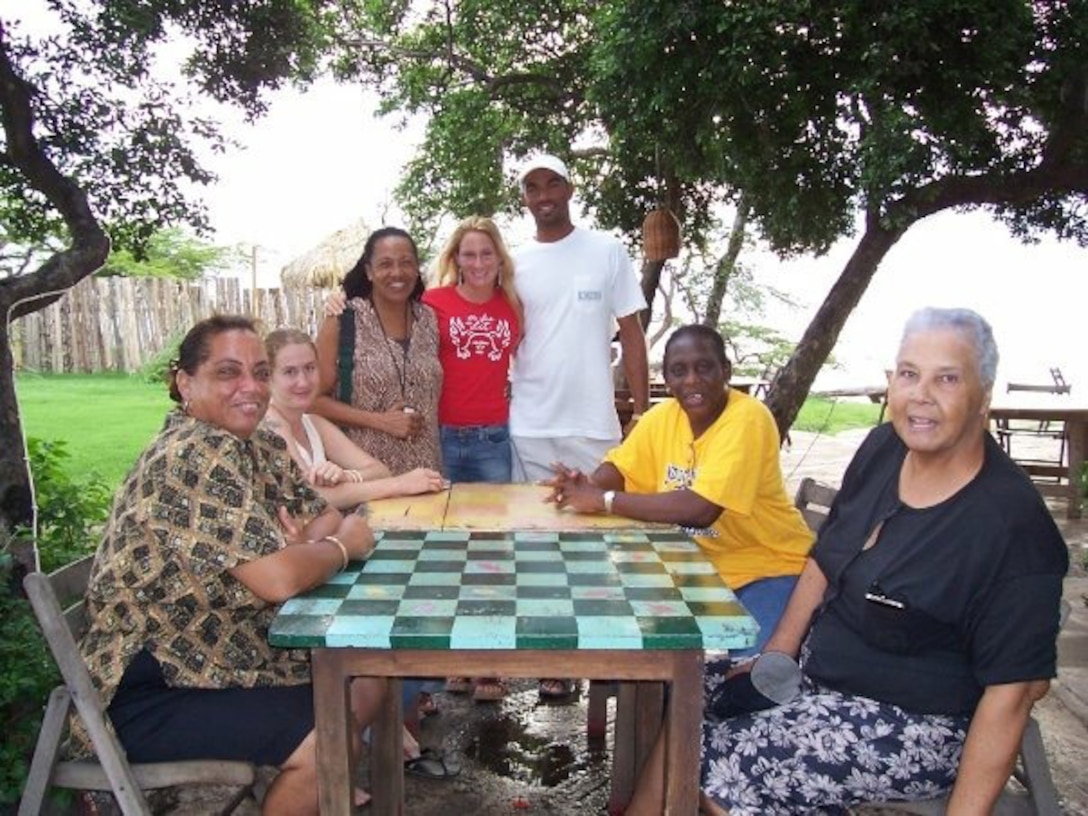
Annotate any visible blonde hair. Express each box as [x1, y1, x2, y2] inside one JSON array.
[[432, 216, 521, 320], [265, 327, 316, 369]]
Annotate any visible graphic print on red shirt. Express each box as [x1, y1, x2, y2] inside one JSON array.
[[422, 286, 519, 426]]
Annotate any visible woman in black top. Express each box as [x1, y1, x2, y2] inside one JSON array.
[[626, 307, 1068, 815]]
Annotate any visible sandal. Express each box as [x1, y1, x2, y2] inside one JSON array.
[[404, 747, 461, 780], [445, 676, 473, 694], [417, 691, 439, 718], [472, 677, 507, 702], [538, 678, 577, 699]]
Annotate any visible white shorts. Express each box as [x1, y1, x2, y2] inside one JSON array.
[[510, 435, 618, 483]]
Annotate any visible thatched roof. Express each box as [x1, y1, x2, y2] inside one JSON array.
[[280, 218, 370, 288]]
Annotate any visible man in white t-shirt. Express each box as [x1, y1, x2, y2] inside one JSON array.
[[510, 154, 650, 483]]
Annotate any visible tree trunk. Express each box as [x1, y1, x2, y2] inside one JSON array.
[[703, 193, 750, 329], [0, 313, 32, 539], [1, 37, 111, 549], [765, 221, 906, 439]]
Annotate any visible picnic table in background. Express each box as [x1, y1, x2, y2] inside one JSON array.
[[989, 392, 1088, 519]]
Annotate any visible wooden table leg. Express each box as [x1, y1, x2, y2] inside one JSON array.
[[608, 680, 666, 814], [663, 651, 703, 815], [634, 683, 664, 770], [369, 677, 404, 816], [312, 649, 353, 816], [1066, 418, 1085, 519], [609, 681, 638, 814], [587, 680, 612, 741]]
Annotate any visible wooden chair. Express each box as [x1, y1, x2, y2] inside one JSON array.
[[793, 476, 839, 532], [19, 556, 257, 816], [795, 480, 1065, 816]]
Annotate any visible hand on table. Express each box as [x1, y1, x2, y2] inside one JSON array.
[[397, 468, 447, 495], [543, 462, 604, 513]]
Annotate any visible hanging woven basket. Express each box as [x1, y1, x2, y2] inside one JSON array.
[[642, 207, 681, 260]]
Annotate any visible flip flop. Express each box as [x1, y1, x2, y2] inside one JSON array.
[[404, 747, 461, 780], [417, 691, 439, 717], [538, 678, 577, 699], [445, 676, 473, 694], [472, 677, 507, 702]]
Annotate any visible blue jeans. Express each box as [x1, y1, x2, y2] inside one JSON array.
[[732, 575, 800, 659], [440, 424, 511, 483]]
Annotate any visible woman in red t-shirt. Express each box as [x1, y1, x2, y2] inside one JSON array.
[[423, 216, 522, 484], [423, 215, 522, 702]]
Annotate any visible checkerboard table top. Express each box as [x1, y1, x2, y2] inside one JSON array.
[[270, 529, 757, 651]]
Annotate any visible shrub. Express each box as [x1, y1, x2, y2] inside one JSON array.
[[1, 437, 112, 805], [17, 438, 111, 572], [0, 557, 61, 806], [137, 330, 183, 387]]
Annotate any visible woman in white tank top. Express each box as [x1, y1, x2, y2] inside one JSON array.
[[263, 328, 447, 511]]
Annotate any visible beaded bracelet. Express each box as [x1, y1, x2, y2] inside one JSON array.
[[323, 535, 350, 572]]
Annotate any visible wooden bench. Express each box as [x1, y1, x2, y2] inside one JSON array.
[[994, 371, 1072, 478], [19, 556, 257, 815], [795, 478, 1064, 815]]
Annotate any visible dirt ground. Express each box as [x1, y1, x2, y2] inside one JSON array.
[[98, 430, 1088, 814]]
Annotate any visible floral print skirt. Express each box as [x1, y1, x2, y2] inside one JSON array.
[[700, 660, 969, 815]]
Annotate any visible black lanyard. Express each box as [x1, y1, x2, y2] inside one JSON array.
[[373, 299, 412, 401]]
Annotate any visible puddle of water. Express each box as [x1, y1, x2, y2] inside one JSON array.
[[462, 690, 610, 787]]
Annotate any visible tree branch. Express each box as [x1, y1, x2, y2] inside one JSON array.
[[1041, 70, 1088, 169], [347, 36, 571, 101], [898, 159, 1088, 222], [0, 32, 110, 319], [703, 192, 749, 328]]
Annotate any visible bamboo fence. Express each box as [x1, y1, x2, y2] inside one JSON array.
[[12, 276, 329, 374]]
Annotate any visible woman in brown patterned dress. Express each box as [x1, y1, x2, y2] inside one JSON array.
[[79, 315, 388, 813], [313, 227, 443, 475]]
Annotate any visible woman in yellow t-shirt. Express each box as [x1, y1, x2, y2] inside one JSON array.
[[546, 324, 812, 656]]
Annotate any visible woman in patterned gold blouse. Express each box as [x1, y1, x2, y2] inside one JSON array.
[[313, 226, 443, 475], [79, 315, 387, 814]]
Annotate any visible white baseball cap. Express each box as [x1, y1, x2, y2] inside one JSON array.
[[518, 154, 570, 186]]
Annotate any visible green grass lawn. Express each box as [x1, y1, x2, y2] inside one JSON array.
[[15, 373, 882, 494], [792, 396, 883, 434], [15, 372, 173, 489]]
